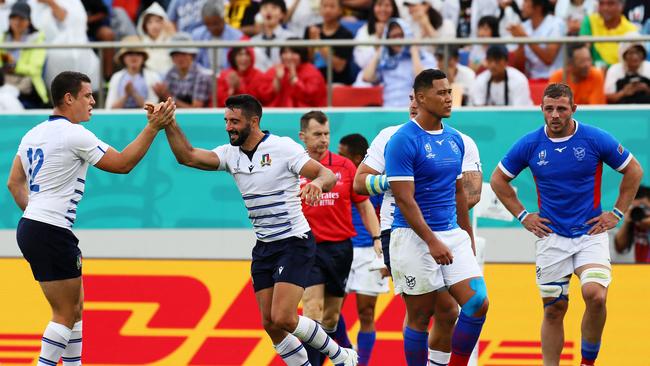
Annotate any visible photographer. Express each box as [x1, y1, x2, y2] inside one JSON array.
[[615, 185, 650, 263]]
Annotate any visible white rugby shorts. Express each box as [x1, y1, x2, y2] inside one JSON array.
[[390, 227, 482, 295], [535, 232, 611, 284], [346, 246, 389, 296]]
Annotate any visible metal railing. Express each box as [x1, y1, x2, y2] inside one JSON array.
[[2, 34, 649, 107]]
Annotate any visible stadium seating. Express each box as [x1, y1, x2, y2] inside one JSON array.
[[529, 79, 549, 105], [332, 85, 383, 107]]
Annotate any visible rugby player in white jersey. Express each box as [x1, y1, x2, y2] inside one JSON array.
[[7, 71, 175, 366], [353, 88, 483, 366], [163, 94, 358, 366]]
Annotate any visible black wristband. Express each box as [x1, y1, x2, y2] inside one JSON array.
[[372, 236, 381, 241]]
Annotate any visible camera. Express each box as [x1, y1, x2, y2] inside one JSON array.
[[630, 204, 648, 223]]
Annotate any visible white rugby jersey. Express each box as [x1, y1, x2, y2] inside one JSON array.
[[17, 116, 110, 229], [363, 122, 482, 231], [213, 133, 312, 242]]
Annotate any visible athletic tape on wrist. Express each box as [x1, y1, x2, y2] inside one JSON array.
[[612, 207, 624, 221], [517, 209, 529, 222]]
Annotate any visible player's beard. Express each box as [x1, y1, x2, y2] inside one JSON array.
[[228, 124, 251, 146]]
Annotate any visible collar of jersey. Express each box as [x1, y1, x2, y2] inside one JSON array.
[[48, 115, 71, 123], [410, 119, 444, 135], [544, 119, 579, 143]]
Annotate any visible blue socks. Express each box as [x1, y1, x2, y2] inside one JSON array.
[[357, 331, 376, 365], [581, 339, 601, 364], [451, 312, 485, 359], [404, 327, 428, 366], [327, 316, 353, 349]]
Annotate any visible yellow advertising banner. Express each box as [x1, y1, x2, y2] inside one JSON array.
[[1, 259, 648, 365]]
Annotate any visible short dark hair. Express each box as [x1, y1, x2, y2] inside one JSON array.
[[435, 45, 460, 60], [567, 43, 588, 62], [51, 71, 91, 107], [339, 133, 369, 158], [543, 83, 574, 105], [636, 185, 650, 199], [477, 15, 500, 37], [300, 110, 328, 131], [412, 68, 447, 93], [531, 0, 553, 16], [260, 0, 287, 13], [486, 45, 509, 61], [225, 94, 263, 121], [280, 38, 309, 63], [227, 47, 248, 69], [368, 0, 400, 35]]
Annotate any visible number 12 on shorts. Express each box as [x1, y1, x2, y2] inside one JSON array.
[[27, 147, 44, 192]]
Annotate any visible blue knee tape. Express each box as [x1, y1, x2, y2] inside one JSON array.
[[461, 278, 487, 317]]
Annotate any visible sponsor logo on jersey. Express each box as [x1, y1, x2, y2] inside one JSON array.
[[537, 150, 548, 166], [424, 143, 435, 159], [261, 154, 272, 167], [435, 139, 445, 145], [573, 147, 585, 161], [554, 146, 567, 153]]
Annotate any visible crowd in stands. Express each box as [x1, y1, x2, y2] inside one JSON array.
[[0, 0, 649, 111]]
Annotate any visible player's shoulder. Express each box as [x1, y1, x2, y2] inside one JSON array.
[[271, 134, 303, 151], [575, 121, 608, 139], [378, 124, 404, 138]]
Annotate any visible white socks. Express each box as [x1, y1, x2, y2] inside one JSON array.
[[62, 321, 83, 365], [429, 349, 451, 366], [274, 333, 310, 366], [292, 316, 346, 364], [38, 321, 71, 366]]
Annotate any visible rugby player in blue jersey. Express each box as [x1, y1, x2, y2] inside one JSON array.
[[490, 83, 643, 366]]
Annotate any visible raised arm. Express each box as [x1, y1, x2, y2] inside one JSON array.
[[163, 119, 221, 171], [94, 98, 175, 174], [7, 156, 28, 211]]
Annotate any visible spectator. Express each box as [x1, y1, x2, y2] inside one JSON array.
[[105, 36, 162, 109], [0, 1, 48, 108], [251, 0, 295, 71], [615, 186, 650, 263], [225, 0, 260, 36], [468, 0, 522, 42], [548, 43, 606, 104], [257, 41, 327, 107], [192, 0, 244, 72], [470, 44, 532, 106], [435, 45, 475, 105], [403, 0, 455, 50], [554, 0, 596, 35], [624, 0, 649, 30], [353, 0, 400, 71], [468, 15, 499, 72], [604, 40, 650, 103], [0, 0, 10, 33], [216, 47, 265, 106], [305, 0, 357, 85], [579, 0, 637, 67], [82, 0, 117, 80], [152, 32, 213, 108], [0, 69, 24, 112], [285, 0, 322, 36], [137, 1, 176, 76], [361, 18, 437, 107], [167, 0, 207, 34], [27, 0, 101, 90], [508, 0, 564, 80]]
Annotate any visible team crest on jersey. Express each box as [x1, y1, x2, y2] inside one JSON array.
[[573, 147, 585, 161], [261, 153, 272, 167], [537, 150, 548, 166], [617, 144, 624, 155], [449, 140, 460, 154], [424, 143, 435, 159]]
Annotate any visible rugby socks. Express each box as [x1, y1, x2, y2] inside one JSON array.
[[292, 316, 349, 365], [580, 339, 601, 365], [428, 349, 451, 365], [62, 321, 83, 365], [403, 327, 428, 366], [38, 321, 71, 366], [274, 333, 311, 366], [327, 315, 353, 349], [449, 313, 485, 366], [357, 331, 376, 366]]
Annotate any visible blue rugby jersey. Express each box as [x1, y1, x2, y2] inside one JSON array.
[[499, 121, 632, 238], [351, 194, 383, 248]]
